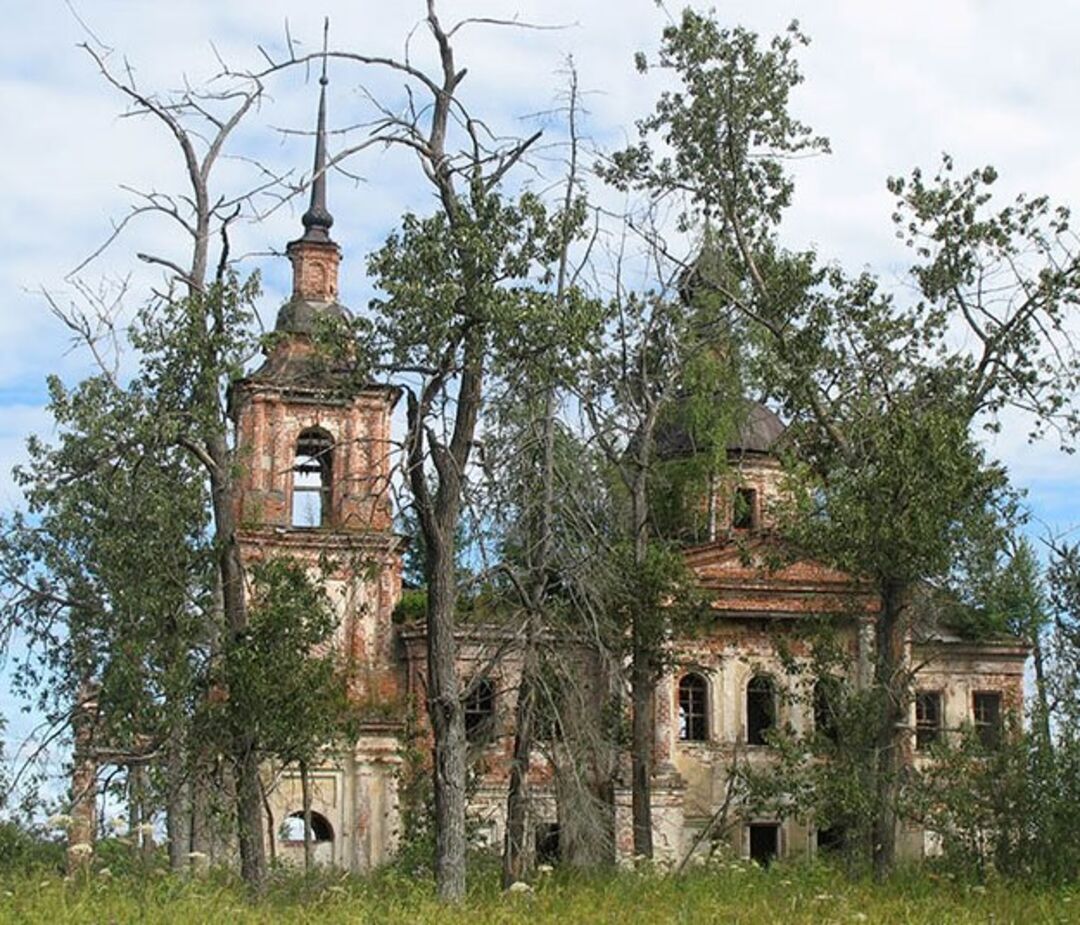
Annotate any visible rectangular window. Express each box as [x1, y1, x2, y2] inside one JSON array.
[[915, 691, 942, 751], [733, 487, 757, 530], [464, 678, 496, 744], [973, 691, 1003, 748]]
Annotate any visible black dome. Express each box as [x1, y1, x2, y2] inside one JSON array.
[[274, 297, 351, 336], [655, 400, 784, 460]]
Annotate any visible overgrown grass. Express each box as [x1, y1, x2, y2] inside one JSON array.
[[0, 856, 1075, 923]]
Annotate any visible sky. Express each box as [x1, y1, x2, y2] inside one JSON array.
[[0, 1, 1078, 758]]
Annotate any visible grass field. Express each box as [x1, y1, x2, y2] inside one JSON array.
[[0, 858, 1074, 924]]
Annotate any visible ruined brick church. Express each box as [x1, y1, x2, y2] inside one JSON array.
[[232, 81, 1027, 870]]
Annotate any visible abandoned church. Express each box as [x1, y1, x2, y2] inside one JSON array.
[[214, 78, 1031, 873]]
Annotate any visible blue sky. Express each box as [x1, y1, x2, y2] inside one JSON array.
[[1, 1, 1078, 756]]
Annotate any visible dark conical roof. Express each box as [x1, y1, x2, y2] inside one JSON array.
[[299, 21, 333, 244]]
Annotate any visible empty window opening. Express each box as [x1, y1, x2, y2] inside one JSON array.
[[733, 487, 757, 530], [973, 691, 1003, 749], [817, 825, 846, 855], [281, 810, 334, 843], [746, 675, 776, 746], [813, 678, 842, 743], [292, 429, 333, 527], [748, 823, 780, 867], [464, 677, 496, 743], [678, 673, 709, 742], [916, 691, 943, 751], [535, 822, 560, 865]]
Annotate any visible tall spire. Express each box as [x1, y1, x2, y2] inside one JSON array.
[[300, 18, 333, 243]]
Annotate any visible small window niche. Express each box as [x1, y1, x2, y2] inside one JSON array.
[[915, 691, 943, 751], [678, 673, 709, 742], [732, 487, 758, 530], [746, 675, 776, 746], [292, 429, 334, 528], [973, 691, 1003, 749], [464, 677, 496, 744]]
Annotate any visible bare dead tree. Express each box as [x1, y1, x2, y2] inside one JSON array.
[[45, 39, 274, 882]]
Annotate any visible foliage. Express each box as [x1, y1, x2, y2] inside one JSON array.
[[201, 556, 347, 767], [0, 370, 212, 779], [912, 728, 1080, 884], [0, 823, 65, 874]]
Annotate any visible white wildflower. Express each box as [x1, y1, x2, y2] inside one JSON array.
[[187, 851, 208, 861], [507, 880, 533, 894], [68, 843, 93, 858], [537, 864, 554, 875], [109, 817, 126, 833], [46, 814, 72, 831]]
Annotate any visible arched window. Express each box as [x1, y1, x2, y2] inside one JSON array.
[[281, 810, 334, 843], [746, 675, 776, 745], [292, 429, 333, 527], [678, 673, 708, 742], [464, 677, 495, 744], [813, 677, 842, 743]]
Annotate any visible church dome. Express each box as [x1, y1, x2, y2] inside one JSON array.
[[274, 297, 351, 336], [655, 399, 785, 460], [729, 401, 784, 454]]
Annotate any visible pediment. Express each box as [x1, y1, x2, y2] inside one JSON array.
[[683, 538, 876, 617]]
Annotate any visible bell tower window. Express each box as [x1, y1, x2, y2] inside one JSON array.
[[292, 429, 334, 527]]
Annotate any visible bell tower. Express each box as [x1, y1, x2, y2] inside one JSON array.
[[230, 53, 402, 705], [230, 50, 405, 868]]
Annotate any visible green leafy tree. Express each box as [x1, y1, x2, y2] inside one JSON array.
[[609, 9, 1078, 877], [0, 373, 212, 864]]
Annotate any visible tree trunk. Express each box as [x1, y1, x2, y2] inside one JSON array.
[[301, 759, 314, 872], [630, 650, 655, 859], [165, 733, 189, 871], [1031, 633, 1053, 748], [129, 764, 143, 862], [207, 434, 266, 889], [136, 765, 156, 863], [871, 579, 910, 881], [503, 646, 537, 886], [630, 467, 654, 860], [188, 751, 212, 871], [426, 535, 468, 900], [235, 739, 266, 888], [67, 680, 97, 873]]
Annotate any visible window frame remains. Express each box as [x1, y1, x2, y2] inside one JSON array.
[[915, 690, 943, 751], [678, 672, 709, 742]]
